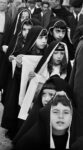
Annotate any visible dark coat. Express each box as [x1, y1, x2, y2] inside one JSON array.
[[33, 9, 56, 28], [68, 13, 83, 41], [13, 96, 73, 150], [13, 75, 73, 145], [52, 6, 72, 26], [69, 38, 83, 140]]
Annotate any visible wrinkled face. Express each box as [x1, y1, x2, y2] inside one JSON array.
[[0, 0, 7, 11], [52, 50, 65, 65], [49, 0, 60, 8], [42, 89, 56, 106], [51, 103, 72, 133], [35, 35, 48, 49], [22, 24, 32, 39], [21, 11, 30, 22], [53, 28, 66, 41]]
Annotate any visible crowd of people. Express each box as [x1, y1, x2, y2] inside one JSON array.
[[0, 0, 83, 149]]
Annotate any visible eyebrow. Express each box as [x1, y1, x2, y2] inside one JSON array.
[[52, 108, 70, 111]]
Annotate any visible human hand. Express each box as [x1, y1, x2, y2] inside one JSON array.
[[16, 54, 23, 68], [2, 45, 8, 53], [28, 71, 36, 80], [9, 55, 15, 62]]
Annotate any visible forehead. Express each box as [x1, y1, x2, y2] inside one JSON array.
[[53, 28, 66, 31], [51, 103, 71, 111], [43, 89, 56, 93], [23, 24, 32, 29], [54, 50, 65, 53], [21, 11, 29, 16]]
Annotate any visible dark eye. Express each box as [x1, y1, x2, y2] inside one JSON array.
[[56, 29, 60, 33], [64, 111, 70, 114]]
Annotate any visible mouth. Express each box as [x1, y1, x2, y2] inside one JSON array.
[[56, 121, 64, 125]]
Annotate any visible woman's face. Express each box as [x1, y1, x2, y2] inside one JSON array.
[[51, 103, 72, 133], [53, 28, 66, 41], [22, 24, 32, 39], [42, 89, 56, 106], [21, 11, 30, 22], [52, 50, 65, 65], [35, 35, 48, 49]]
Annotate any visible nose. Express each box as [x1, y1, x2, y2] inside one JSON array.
[[58, 112, 64, 119], [57, 52, 61, 59], [42, 37, 47, 43], [45, 95, 50, 102], [59, 32, 63, 38]]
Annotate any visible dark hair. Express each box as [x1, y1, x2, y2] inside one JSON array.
[[41, 1, 50, 7], [39, 29, 48, 37], [19, 9, 31, 20], [22, 19, 33, 29], [53, 20, 67, 30], [47, 43, 68, 75], [60, 0, 64, 4], [51, 94, 72, 109]]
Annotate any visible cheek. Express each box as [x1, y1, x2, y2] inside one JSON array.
[[52, 55, 57, 62], [64, 115, 72, 125], [61, 55, 64, 60], [51, 114, 57, 124], [62, 33, 65, 38], [53, 31, 58, 38]]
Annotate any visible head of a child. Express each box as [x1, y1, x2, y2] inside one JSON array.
[[20, 9, 31, 22], [50, 91, 73, 136], [52, 43, 65, 65], [41, 80, 57, 107], [21, 19, 33, 39], [35, 29, 48, 50], [48, 42, 68, 75], [49, 20, 67, 42]]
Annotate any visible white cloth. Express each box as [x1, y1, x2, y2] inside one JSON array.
[[18, 55, 42, 107], [0, 12, 5, 33], [18, 75, 43, 120], [12, 59, 17, 77]]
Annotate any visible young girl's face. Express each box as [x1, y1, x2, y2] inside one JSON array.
[[53, 28, 66, 42], [35, 35, 48, 49], [42, 89, 56, 106], [22, 24, 32, 39], [52, 50, 65, 65], [21, 11, 30, 22], [51, 103, 72, 133]]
